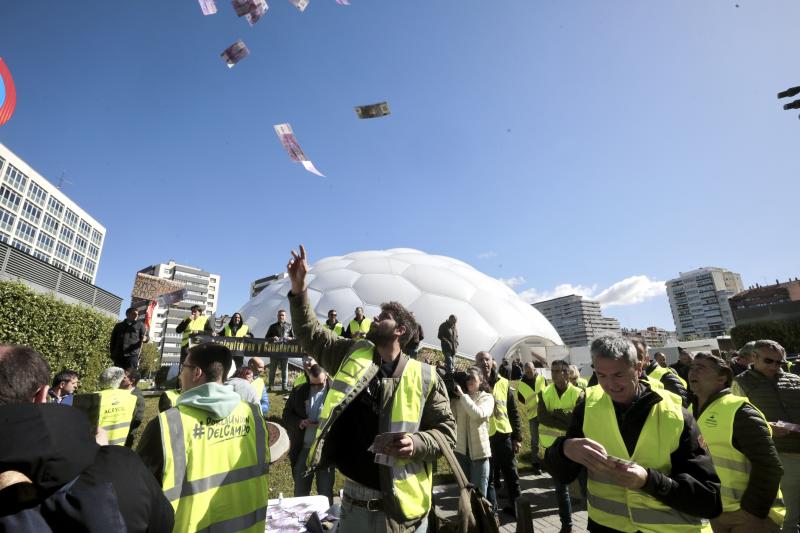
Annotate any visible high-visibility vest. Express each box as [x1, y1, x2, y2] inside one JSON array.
[[160, 389, 181, 412], [323, 320, 343, 336], [645, 375, 665, 390], [488, 376, 513, 436], [307, 341, 436, 521], [583, 386, 711, 532], [538, 383, 581, 455], [95, 389, 138, 446], [293, 372, 308, 389], [223, 324, 249, 337], [697, 393, 785, 527], [575, 377, 589, 389], [516, 374, 546, 421], [348, 317, 372, 337], [250, 377, 265, 400], [649, 364, 687, 389], [159, 401, 269, 533], [181, 316, 209, 348]]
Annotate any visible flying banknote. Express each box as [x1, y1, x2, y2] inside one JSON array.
[[274, 123, 325, 177], [198, 0, 217, 15], [288, 0, 309, 12], [221, 40, 250, 68], [335, 0, 350, 5], [232, 0, 268, 25], [355, 101, 390, 119]]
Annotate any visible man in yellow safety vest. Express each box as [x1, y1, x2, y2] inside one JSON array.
[[543, 335, 722, 533], [323, 309, 343, 336], [689, 352, 784, 532], [345, 306, 372, 339], [286, 245, 456, 532], [137, 343, 269, 533], [247, 356, 270, 415], [176, 305, 213, 363], [516, 361, 547, 474], [74, 366, 138, 446]]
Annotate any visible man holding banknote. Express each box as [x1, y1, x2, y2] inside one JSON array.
[[286, 244, 456, 533], [543, 335, 721, 533]]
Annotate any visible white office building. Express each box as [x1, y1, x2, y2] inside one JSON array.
[[666, 267, 743, 341], [532, 294, 621, 347], [132, 261, 220, 367], [0, 143, 105, 283]]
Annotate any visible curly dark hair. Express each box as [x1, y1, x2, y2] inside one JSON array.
[[380, 301, 418, 349]]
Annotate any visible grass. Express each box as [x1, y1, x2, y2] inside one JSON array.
[[134, 374, 538, 497]]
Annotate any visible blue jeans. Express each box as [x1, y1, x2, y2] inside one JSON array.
[[529, 418, 540, 464], [293, 447, 335, 504], [340, 500, 428, 532], [443, 350, 455, 376], [268, 357, 289, 389], [456, 452, 490, 498], [553, 478, 573, 527]]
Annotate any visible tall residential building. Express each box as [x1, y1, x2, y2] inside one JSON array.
[[250, 272, 287, 298], [132, 261, 221, 367], [0, 144, 106, 284], [666, 267, 743, 341], [621, 326, 677, 348], [532, 294, 621, 347], [728, 278, 800, 326]]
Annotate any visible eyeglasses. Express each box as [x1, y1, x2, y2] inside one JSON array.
[[180, 363, 198, 372]]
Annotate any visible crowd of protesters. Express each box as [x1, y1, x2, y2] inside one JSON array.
[[2, 247, 799, 532]]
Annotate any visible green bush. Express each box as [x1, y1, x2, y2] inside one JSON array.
[[0, 280, 118, 391], [731, 319, 800, 354]]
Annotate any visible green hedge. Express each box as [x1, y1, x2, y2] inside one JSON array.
[[731, 319, 800, 354], [0, 280, 118, 391]]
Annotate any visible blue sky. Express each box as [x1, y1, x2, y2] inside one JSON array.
[[1, 1, 798, 330]]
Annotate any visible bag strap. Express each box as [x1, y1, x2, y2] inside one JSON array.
[[429, 429, 470, 491]]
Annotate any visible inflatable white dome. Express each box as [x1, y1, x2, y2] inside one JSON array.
[[237, 249, 563, 362]]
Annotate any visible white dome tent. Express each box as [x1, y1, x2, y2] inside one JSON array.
[[236, 249, 563, 364]]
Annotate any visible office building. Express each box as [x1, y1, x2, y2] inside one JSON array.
[[0, 143, 106, 284], [666, 267, 743, 341], [533, 294, 621, 347], [132, 261, 220, 367], [250, 272, 287, 298], [729, 278, 800, 326]]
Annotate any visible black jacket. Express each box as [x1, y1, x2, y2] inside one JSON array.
[[543, 381, 721, 532], [109, 319, 147, 360], [282, 382, 330, 467], [265, 321, 294, 340], [645, 361, 689, 407], [0, 403, 173, 533], [692, 389, 784, 519]]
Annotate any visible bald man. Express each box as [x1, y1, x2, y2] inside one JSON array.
[[248, 357, 270, 415]]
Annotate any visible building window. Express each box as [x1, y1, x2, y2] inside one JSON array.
[[0, 155, 4, 173], [0, 207, 15, 233], [42, 213, 59, 235], [70, 251, 84, 268], [74, 235, 88, 252], [26, 181, 47, 206], [59, 226, 75, 244], [78, 219, 91, 237], [0, 232, 9, 244], [37, 231, 55, 252], [51, 258, 67, 270], [14, 220, 36, 243], [87, 244, 99, 259], [47, 197, 64, 218], [54, 242, 70, 261], [20, 201, 42, 224], [81, 274, 93, 282], [3, 164, 28, 193], [68, 267, 81, 277], [85, 259, 96, 274], [0, 186, 21, 212], [63, 209, 78, 228], [12, 241, 31, 254], [90, 228, 102, 246], [33, 250, 50, 262]]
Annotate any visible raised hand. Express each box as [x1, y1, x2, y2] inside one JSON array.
[[287, 244, 308, 295]]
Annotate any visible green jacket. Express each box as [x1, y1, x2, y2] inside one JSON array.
[[289, 289, 456, 532]]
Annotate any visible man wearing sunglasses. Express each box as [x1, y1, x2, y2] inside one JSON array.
[[733, 339, 800, 533]]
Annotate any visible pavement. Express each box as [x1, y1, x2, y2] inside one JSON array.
[[432, 470, 589, 533]]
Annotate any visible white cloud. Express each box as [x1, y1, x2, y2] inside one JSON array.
[[517, 275, 665, 308], [498, 276, 526, 288], [477, 251, 497, 259]]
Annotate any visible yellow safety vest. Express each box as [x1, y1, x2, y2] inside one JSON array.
[[181, 315, 209, 348], [646, 375, 664, 390], [159, 401, 269, 533], [160, 389, 181, 412], [488, 376, 513, 436], [576, 377, 589, 389], [308, 341, 436, 521], [293, 372, 307, 389], [697, 393, 785, 527], [538, 383, 581, 456], [95, 389, 138, 446], [250, 377, 265, 400], [583, 385, 711, 533], [516, 374, 546, 421], [324, 321, 343, 336], [348, 317, 372, 337], [223, 324, 249, 337], [649, 365, 688, 389]]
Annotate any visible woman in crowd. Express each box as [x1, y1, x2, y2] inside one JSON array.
[[568, 364, 587, 390], [452, 365, 495, 497]]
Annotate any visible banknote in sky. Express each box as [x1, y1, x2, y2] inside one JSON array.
[[274, 123, 325, 177], [232, 0, 268, 24], [335, 0, 350, 4], [355, 101, 390, 119], [199, 0, 217, 15], [288, 0, 309, 12], [221, 40, 250, 68]]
